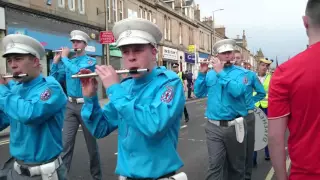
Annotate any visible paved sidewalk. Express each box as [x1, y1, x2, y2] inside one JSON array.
[[0, 97, 202, 137]]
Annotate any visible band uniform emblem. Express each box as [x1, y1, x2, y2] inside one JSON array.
[[40, 89, 52, 101], [161, 86, 174, 103]]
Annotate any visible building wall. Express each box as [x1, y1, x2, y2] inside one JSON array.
[[5, 0, 105, 28], [197, 25, 212, 55]]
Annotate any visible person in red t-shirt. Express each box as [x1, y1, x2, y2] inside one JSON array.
[[268, 1, 320, 180]]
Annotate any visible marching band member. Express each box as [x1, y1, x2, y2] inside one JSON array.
[[233, 50, 266, 179], [268, 1, 320, 179], [0, 34, 67, 180], [79, 18, 185, 179], [49, 30, 102, 179], [253, 58, 272, 166], [194, 39, 249, 180]]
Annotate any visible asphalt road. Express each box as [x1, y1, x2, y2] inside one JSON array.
[[0, 99, 289, 180]]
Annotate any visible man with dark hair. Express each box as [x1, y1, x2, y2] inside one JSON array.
[[268, 1, 320, 179]]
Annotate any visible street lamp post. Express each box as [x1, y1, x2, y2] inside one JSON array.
[[212, 8, 224, 54]]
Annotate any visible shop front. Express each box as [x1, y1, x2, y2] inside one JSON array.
[[195, 52, 210, 78], [198, 52, 210, 63], [6, 27, 103, 76], [177, 51, 184, 72], [162, 46, 178, 70], [184, 52, 195, 74], [5, 7, 103, 76]]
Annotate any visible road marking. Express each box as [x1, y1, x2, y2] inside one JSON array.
[[0, 139, 9, 145], [179, 138, 206, 143], [180, 125, 188, 129], [200, 123, 206, 127], [286, 156, 291, 172], [265, 147, 289, 180], [114, 152, 118, 155], [186, 98, 207, 105]]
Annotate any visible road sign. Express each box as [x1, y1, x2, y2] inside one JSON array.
[[99, 31, 115, 44]]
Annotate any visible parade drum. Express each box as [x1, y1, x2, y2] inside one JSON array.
[[253, 107, 268, 151]]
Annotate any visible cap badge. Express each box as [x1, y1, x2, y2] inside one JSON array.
[[6, 43, 15, 51], [125, 30, 132, 37]]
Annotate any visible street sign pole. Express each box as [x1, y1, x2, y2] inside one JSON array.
[[105, 1, 109, 65]]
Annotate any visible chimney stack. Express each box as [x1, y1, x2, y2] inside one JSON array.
[[194, 4, 200, 21]]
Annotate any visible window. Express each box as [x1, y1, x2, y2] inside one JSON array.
[[168, 18, 171, 41], [113, 0, 118, 22], [171, 2, 174, 9], [164, 16, 167, 40], [207, 34, 210, 50], [144, 9, 148, 20], [78, 0, 85, 14], [189, 27, 193, 44], [68, 0, 75, 11], [119, 0, 123, 20], [107, 0, 111, 22], [139, 7, 143, 18], [148, 11, 152, 21], [200, 31, 204, 48], [58, 0, 65, 7], [179, 23, 182, 44]]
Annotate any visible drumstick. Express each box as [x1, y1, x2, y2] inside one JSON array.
[[71, 69, 149, 78], [2, 74, 28, 78]]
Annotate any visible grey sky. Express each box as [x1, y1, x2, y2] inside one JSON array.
[[195, 0, 309, 64]]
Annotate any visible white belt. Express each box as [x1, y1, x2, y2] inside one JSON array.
[[68, 96, 84, 104], [119, 172, 188, 180], [208, 118, 245, 143], [13, 156, 62, 178]]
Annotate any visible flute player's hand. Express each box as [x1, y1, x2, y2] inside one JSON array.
[[79, 69, 97, 97], [199, 59, 209, 73], [95, 65, 120, 90]]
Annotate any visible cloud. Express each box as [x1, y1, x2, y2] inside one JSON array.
[[195, 0, 309, 63]]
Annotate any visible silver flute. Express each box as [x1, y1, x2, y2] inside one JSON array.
[[2, 74, 28, 78], [71, 69, 149, 78], [52, 48, 82, 52]]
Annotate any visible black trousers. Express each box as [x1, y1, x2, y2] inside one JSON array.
[[184, 105, 189, 120]]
